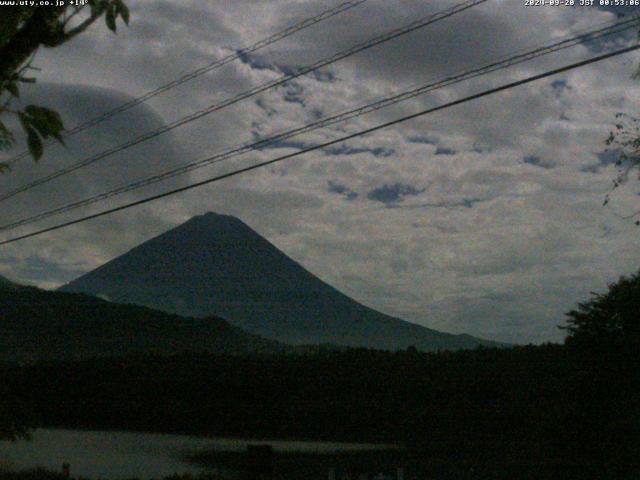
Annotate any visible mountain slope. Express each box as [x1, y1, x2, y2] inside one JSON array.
[[0, 274, 19, 289], [0, 278, 284, 362], [60, 212, 502, 351]]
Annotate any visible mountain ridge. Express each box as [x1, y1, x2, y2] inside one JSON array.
[[0, 274, 19, 289], [0, 279, 286, 362], [60, 212, 504, 351]]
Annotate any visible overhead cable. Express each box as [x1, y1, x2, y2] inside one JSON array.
[[1, 43, 637, 246], [1, 17, 636, 232], [0, 0, 489, 202]]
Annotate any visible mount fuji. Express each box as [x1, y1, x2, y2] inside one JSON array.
[[60, 213, 502, 351]]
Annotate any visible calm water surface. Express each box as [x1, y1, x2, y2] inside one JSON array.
[[0, 429, 394, 479]]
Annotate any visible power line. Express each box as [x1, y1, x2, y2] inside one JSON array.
[[1, 43, 637, 246], [0, 0, 489, 203], [2, 0, 371, 167], [0, 17, 636, 233]]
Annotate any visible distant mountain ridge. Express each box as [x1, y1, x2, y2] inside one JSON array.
[[60, 213, 502, 351], [0, 274, 19, 289], [0, 278, 284, 362]]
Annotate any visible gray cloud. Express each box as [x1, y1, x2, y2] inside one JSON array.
[[327, 181, 358, 201], [367, 183, 425, 204], [523, 155, 555, 169], [435, 146, 457, 156]]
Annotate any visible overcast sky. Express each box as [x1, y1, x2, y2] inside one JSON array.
[[0, 0, 639, 344]]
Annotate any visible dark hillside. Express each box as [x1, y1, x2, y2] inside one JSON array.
[[0, 283, 284, 361]]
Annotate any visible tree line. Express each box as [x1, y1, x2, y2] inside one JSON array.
[[1, 270, 639, 478]]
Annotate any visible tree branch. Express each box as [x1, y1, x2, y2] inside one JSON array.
[[0, 6, 66, 81], [61, 5, 85, 29], [58, 3, 109, 44]]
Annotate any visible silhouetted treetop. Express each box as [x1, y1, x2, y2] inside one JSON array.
[[562, 269, 640, 348]]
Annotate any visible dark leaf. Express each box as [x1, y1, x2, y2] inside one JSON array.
[[116, 0, 130, 25], [23, 110, 49, 140], [24, 105, 65, 143], [106, 4, 117, 31], [88, 0, 101, 16], [25, 126, 43, 161]]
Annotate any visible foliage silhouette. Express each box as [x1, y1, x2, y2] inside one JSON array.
[[0, 0, 129, 166], [562, 269, 640, 349], [3, 344, 638, 477]]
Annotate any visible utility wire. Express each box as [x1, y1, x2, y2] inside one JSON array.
[[2, 0, 370, 167], [0, 0, 489, 203], [1, 43, 637, 246], [0, 17, 637, 233]]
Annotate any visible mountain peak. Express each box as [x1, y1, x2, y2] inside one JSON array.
[[180, 212, 250, 233], [199, 211, 239, 222]]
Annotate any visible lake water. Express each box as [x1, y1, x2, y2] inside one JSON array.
[[0, 429, 396, 479]]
